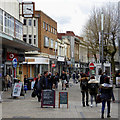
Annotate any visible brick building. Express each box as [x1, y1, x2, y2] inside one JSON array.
[[23, 10, 58, 77]]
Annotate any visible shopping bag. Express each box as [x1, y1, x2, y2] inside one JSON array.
[[96, 94, 102, 103]]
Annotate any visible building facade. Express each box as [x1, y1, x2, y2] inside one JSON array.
[[0, 0, 38, 82], [23, 10, 58, 77]]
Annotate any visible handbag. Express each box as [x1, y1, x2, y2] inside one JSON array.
[[96, 94, 102, 103], [31, 90, 37, 98]]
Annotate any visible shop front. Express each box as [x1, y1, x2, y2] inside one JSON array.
[[1, 35, 39, 83], [23, 57, 49, 78]]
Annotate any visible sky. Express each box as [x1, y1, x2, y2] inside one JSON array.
[[22, 0, 119, 36]]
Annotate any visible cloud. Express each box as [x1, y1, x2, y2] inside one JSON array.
[[54, 16, 71, 25], [23, 0, 120, 35]]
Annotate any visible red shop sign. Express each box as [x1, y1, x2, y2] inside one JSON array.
[[7, 52, 18, 61]]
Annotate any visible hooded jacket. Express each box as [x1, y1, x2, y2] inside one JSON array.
[[88, 79, 99, 95], [100, 83, 115, 101]]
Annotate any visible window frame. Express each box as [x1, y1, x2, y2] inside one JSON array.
[[34, 35, 36, 44], [28, 19, 32, 26], [44, 36, 49, 47], [23, 34, 27, 42], [29, 35, 32, 44]]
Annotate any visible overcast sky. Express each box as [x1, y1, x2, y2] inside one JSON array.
[[23, 0, 119, 36]]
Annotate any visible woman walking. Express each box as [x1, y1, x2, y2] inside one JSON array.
[[88, 76, 99, 107], [100, 77, 115, 119]]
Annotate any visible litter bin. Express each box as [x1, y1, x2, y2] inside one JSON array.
[[27, 77, 33, 90]]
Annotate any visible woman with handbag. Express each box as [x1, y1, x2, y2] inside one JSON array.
[[100, 77, 115, 119]]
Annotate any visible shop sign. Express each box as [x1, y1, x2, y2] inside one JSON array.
[[12, 82, 22, 97], [7, 52, 18, 61], [12, 58, 17, 68]]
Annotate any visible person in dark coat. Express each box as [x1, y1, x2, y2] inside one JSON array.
[[100, 72, 107, 84], [100, 77, 115, 119], [47, 72, 54, 89], [60, 71, 67, 90], [55, 72, 59, 89], [24, 75, 28, 93], [88, 76, 99, 107], [80, 73, 89, 107], [34, 73, 43, 102]]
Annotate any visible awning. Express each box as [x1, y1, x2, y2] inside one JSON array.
[[0, 33, 39, 52], [23, 57, 49, 65], [58, 57, 64, 62]]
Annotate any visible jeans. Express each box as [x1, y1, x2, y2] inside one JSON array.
[[91, 94, 97, 105], [102, 100, 110, 114], [82, 91, 89, 105], [37, 90, 41, 102]]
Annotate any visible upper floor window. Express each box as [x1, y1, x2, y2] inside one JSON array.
[[34, 20, 36, 26], [28, 19, 32, 26], [43, 21, 45, 29], [50, 39, 54, 48], [51, 27, 53, 33], [55, 42, 58, 50], [46, 24, 48, 31], [34, 35, 36, 44], [29, 35, 32, 44], [23, 19, 27, 25], [44, 36, 49, 47], [48, 25, 50, 32], [59, 46, 61, 56], [23, 34, 27, 42]]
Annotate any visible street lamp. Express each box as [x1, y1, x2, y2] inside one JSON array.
[[101, 12, 104, 71]]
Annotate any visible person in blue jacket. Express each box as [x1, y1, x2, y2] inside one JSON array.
[[100, 77, 115, 119]]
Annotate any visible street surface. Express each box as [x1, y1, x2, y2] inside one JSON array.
[[1, 79, 119, 119]]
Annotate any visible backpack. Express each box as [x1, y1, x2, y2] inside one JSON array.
[[90, 83, 96, 90], [81, 80, 88, 90]]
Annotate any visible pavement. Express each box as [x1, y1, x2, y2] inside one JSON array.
[[1, 79, 119, 119]]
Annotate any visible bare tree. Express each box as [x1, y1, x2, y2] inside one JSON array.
[[83, 3, 119, 74]]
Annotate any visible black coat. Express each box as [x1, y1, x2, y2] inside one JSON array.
[[34, 78, 44, 91], [100, 84, 115, 101], [61, 73, 67, 80], [100, 74, 107, 84], [80, 77, 89, 92]]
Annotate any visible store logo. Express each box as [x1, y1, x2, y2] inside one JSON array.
[[9, 54, 14, 59]]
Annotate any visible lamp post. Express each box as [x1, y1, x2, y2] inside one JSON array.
[[101, 13, 104, 71]]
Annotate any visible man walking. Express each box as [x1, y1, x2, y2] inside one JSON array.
[[60, 71, 67, 90]]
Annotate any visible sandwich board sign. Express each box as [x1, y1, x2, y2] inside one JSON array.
[[59, 92, 68, 108], [41, 90, 55, 108], [12, 82, 22, 97]]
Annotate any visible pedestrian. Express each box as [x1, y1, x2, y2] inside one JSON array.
[[55, 72, 59, 89], [76, 72, 79, 83], [80, 73, 89, 107], [88, 76, 99, 107], [100, 77, 115, 119], [100, 72, 107, 84], [73, 71, 76, 83], [48, 72, 53, 89], [66, 72, 70, 85], [60, 71, 67, 90], [42, 71, 49, 89], [24, 75, 28, 93], [34, 73, 43, 102], [4, 74, 11, 91]]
